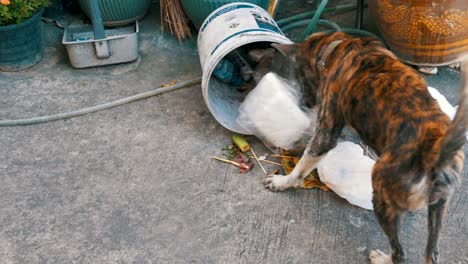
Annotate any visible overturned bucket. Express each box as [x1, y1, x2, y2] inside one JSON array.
[[197, 2, 293, 134]]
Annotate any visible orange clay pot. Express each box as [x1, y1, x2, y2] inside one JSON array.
[[369, 0, 468, 66]]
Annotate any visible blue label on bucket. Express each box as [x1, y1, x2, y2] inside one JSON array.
[[250, 10, 281, 34], [201, 4, 254, 32]]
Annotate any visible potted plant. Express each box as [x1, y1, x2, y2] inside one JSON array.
[[0, 0, 49, 71]]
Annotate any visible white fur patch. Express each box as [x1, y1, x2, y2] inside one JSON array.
[[369, 250, 393, 264]]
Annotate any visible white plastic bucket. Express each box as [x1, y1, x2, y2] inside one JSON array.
[[197, 2, 293, 134]]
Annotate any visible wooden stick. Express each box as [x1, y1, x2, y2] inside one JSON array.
[[271, 154, 296, 159], [259, 159, 282, 166], [250, 147, 267, 175], [211, 156, 241, 167], [268, 0, 280, 17]]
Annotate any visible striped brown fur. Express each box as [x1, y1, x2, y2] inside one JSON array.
[[266, 32, 467, 264]]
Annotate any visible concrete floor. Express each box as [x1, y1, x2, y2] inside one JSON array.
[[1, 2, 467, 264]]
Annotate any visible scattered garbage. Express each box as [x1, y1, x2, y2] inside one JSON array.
[[237, 72, 314, 150], [211, 47, 288, 100], [213, 142, 254, 173], [232, 134, 251, 152], [211, 156, 254, 173], [277, 150, 330, 191], [213, 135, 286, 174], [212, 59, 243, 86]]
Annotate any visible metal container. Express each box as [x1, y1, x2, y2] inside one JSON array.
[[198, 3, 292, 133], [62, 23, 139, 68]]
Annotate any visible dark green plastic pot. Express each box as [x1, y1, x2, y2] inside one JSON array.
[[0, 9, 44, 72], [77, 0, 152, 26], [181, 0, 271, 28]]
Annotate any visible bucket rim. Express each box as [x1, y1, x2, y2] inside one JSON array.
[[198, 2, 264, 41], [201, 33, 293, 134]]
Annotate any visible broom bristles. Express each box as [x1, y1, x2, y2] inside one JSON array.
[[161, 0, 192, 41]]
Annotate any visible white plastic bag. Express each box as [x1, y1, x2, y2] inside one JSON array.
[[318, 142, 375, 210], [237, 72, 314, 149], [428, 86, 456, 119]]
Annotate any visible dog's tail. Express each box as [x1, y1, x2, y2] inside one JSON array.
[[432, 59, 468, 172]]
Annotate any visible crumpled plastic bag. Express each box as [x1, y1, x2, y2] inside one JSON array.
[[428, 86, 456, 119], [237, 72, 313, 150], [317, 141, 375, 210], [428, 86, 467, 139]]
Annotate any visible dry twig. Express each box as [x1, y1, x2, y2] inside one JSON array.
[[250, 147, 267, 175], [160, 0, 192, 41], [259, 159, 282, 166]]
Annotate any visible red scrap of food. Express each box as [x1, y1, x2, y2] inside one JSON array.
[[239, 162, 254, 173], [233, 152, 250, 164]]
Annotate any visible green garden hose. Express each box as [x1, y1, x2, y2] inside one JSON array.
[[300, 0, 329, 41], [276, 3, 364, 27], [281, 19, 341, 34], [278, 0, 382, 43], [0, 78, 202, 126]]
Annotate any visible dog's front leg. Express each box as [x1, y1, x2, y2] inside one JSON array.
[[263, 142, 325, 191], [264, 108, 345, 191]]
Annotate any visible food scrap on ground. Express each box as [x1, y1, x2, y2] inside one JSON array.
[[211, 156, 253, 173], [213, 140, 255, 173], [250, 147, 267, 175], [160, 80, 177, 87], [232, 134, 250, 152], [213, 135, 288, 174], [278, 148, 330, 191]]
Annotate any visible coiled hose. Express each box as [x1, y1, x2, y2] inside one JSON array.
[[278, 0, 382, 42]]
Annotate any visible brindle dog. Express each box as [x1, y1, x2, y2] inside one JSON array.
[[264, 32, 467, 264]]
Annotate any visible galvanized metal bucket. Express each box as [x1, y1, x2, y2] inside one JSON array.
[[198, 2, 292, 134]]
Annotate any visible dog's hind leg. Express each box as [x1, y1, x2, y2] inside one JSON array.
[[426, 150, 463, 264], [425, 171, 457, 263], [425, 197, 449, 264], [370, 193, 406, 264]]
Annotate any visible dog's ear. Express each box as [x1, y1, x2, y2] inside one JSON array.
[[249, 48, 275, 62], [271, 43, 298, 62]]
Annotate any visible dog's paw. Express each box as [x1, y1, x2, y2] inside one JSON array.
[[263, 174, 297, 192], [369, 250, 393, 264]]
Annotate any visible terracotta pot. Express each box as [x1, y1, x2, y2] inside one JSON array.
[[369, 0, 468, 66]]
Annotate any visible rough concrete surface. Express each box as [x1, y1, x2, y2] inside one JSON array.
[[1, 3, 467, 264]]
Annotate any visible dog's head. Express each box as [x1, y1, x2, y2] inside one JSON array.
[[271, 32, 349, 106]]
